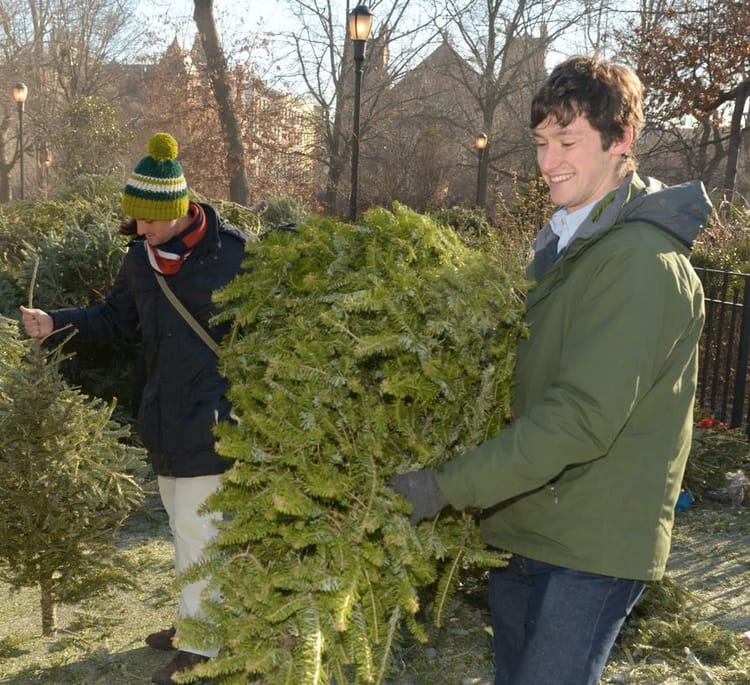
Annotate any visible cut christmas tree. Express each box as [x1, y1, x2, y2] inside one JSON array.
[[0, 316, 144, 636], [180, 204, 528, 684]]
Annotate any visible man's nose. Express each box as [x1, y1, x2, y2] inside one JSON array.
[[537, 146, 561, 172]]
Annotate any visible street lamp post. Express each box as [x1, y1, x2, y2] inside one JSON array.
[[348, 3, 374, 222], [12, 83, 28, 200], [43, 154, 52, 200], [474, 132, 488, 209]]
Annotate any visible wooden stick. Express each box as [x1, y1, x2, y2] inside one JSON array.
[[27, 257, 39, 309]]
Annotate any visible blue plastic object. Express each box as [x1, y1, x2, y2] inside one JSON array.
[[675, 490, 694, 512]]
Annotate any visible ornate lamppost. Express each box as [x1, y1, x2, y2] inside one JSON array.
[[474, 132, 488, 209], [347, 3, 374, 222], [12, 83, 28, 200]]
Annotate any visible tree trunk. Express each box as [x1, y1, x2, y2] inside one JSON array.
[[325, 75, 349, 216], [0, 162, 11, 203], [723, 80, 750, 197], [40, 583, 58, 636], [0, 115, 15, 202], [193, 0, 250, 205], [324, 155, 344, 217]]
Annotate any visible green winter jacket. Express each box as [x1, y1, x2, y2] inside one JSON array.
[[436, 172, 712, 580]]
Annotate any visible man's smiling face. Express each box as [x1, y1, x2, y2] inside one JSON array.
[[533, 112, 633, 211]]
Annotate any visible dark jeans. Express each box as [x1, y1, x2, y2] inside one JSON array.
[[488, 554, 645, 685]]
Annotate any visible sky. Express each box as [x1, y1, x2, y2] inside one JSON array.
[[134, 0, 297, 50], [133, 0, 629, 80]]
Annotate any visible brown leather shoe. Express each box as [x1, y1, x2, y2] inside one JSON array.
[[145, 626, 177, 651], [151, 650, 209, 684]]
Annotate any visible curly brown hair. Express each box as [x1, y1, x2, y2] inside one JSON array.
[[530, 55, 644, 172]]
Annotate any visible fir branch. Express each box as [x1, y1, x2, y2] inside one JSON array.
[[299, 599, 325, 685], [374, 608, 401, 685], [434, 538, 466, 629], [342, 606, 374, 684], [362, 568, 380, 645]]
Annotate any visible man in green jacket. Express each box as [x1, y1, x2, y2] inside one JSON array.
[[392, 56, 712, 684]]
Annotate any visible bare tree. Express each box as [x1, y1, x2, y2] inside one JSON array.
[[438, 0, 587, 212], [0, 0, 146, 198], [193, 0, 250, 204], [621, 0, 750, 195], [278, 0, 437, 215], [48, 0, 144, 100]]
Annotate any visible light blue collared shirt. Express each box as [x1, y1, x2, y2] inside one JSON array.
[[549, 198, 601, 254]]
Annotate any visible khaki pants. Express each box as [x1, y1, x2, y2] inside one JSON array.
[[158, 474, 222, 657]]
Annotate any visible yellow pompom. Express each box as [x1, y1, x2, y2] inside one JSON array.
[[148, 132, 179, 161]]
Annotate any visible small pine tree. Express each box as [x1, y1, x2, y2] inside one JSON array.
[[0, 316, 145, 635], [179, 204, 528, 684]]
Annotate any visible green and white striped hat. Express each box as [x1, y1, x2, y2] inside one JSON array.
[[122, 132, 189, 220]]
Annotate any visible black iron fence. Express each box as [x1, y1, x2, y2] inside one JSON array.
[[695, 267, 750, 434]]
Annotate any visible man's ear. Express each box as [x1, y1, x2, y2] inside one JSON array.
[[610, 125, 634, 157]]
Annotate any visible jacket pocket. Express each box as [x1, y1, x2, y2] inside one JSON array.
[[162, 389, 223, 457]]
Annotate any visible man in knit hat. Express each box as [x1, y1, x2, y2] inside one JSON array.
[[20, 132, 249, 684]]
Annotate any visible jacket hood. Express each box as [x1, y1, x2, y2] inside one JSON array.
[[600, 173, 712, 250], [531, 172, 713, 281]]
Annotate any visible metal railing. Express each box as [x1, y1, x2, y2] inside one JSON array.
[[695, 267, 750, 434]]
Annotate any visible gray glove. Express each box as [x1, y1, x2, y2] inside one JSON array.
[[389, 468, 450, 524]]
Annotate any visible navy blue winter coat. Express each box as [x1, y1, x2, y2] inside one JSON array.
[[50, 203, 248, 477]]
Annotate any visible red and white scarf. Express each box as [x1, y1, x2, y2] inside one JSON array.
[[145, 202, 207, 274]]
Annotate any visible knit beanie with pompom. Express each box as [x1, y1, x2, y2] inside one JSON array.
[[122, 132, 189, 220]]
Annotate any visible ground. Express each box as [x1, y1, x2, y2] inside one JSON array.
[[0, 491, 748, 684]]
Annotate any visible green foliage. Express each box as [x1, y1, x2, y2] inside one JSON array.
[[0, 273, 21, 319], [57, 97, 135, 183], [430, 206, 497, 251], [5, 221, 124, 316], [179, 203, 527, 683], [17, 220, 128, 311], [202, 196, 264, 236], [0, 317, 23, 368], [259, 195, 313, 230], [494, 174, 554, 255], [0, 196, 135, 407], [0, 201, 88, 272], [692, 202, 750, 272], [0, 317, 145, 623], [0, 193, 125, 307], [56, 173, 125, 206], [691, 243, 750, 272]]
